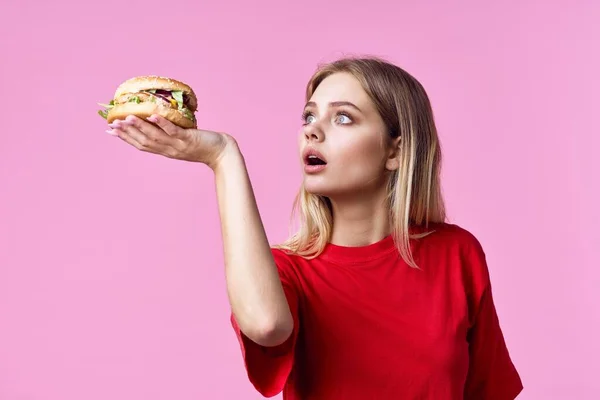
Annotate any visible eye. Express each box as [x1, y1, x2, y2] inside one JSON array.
[[335, 112, 352, 125], [302, 111, 316, 125]]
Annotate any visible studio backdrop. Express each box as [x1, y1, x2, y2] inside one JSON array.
[[1, 1, 598, 399]]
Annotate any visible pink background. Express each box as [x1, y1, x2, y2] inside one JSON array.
[[1, 1, 598, 399]]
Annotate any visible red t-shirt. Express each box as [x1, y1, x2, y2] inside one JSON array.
[[231, 223, 523, 399]]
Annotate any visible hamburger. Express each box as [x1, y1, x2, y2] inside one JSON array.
[[98, 76, 198, 128]]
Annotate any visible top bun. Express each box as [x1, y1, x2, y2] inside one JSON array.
[[114, 75, 198, 112]]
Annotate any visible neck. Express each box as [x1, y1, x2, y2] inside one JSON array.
[[328, 187, 391, 247]]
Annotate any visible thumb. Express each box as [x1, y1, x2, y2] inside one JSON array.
[[146, 114, 188, 138]]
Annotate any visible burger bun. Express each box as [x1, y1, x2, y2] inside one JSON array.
[[114, 76, 198, 112], [107, 102, 197, 129]]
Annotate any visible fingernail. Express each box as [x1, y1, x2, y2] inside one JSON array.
[[108, 122, 119, 129], [125, 115, 136, 123], [147, 115, 158, 123], [106, 129, 118, 136]]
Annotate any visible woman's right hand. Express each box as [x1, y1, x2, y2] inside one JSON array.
[[107, 114, 236, 171]]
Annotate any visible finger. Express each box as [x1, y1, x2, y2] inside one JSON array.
[[147, 114, 188, 139], [110, 120, 149, 146], [111, 128, 150, 152], [122, 115, 178, 146], [111, 123, 167, 154], [110, 120, 160, 150]]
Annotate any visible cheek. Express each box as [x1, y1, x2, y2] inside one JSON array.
[[335, 136, 385, 174]]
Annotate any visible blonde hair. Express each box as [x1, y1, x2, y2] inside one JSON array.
[[276, 56, 446, 268]]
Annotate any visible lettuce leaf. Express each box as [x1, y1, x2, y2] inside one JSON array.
[[170, 91, 195, 121], [97, 99, 115, 120], [171, 90, 184, 109], [182, 108, 196, 121]]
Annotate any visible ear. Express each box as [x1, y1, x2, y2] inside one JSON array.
[[385, 136, 402, 171]]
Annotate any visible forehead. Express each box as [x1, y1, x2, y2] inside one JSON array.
[[309, 72, 371, 108]]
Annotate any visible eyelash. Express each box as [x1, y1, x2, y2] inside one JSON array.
[[301, 111, 353, 125], [301, 111, 313, 125]]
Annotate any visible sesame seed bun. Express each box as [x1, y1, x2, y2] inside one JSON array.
[[114, 75, 198, 112]]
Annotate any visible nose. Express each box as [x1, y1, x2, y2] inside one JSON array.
[[303, 124, 324, 142]]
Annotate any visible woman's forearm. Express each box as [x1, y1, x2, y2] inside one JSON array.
[[213, 143, 293, 347]]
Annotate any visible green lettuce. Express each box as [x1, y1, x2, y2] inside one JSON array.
[[171, 90, 184, 109], [97, 100, 114, 120], [171, 91, 196, 121], [182, 108, 196, 121]]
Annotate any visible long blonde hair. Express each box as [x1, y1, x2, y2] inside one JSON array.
[[276, 56, 446, 268]]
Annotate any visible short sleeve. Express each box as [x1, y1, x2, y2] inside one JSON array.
[[463, 238, 523, 399], [230, 249, 300, 398]]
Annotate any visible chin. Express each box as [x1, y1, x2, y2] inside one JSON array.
[[302, 174, 387, 199], [302, 177, 330, 197], [302, 177, 348, 198]]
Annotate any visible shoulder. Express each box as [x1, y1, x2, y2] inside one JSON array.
[[423, 222, 491, 282], [423, 223, 497, 322], [270, 247, 297, 266], [422, 223, 487, 264], [423, 222, 484, 251], [269, 247, 304, 284]]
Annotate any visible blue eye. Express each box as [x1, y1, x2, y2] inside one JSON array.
[[336, 113, 352, 124], [302, 112, 316, 125]]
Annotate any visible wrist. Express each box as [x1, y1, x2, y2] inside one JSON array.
[[211, 138, 244, 176]]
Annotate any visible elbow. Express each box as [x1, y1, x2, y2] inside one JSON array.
[[242, 315, 294, 347]]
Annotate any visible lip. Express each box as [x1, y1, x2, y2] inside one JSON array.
[[302, 147, 327, 174], [304, 164, 327, 174], [302, 147, 327, 163]]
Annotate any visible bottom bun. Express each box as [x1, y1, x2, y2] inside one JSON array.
[[107, 102, 197, 129]]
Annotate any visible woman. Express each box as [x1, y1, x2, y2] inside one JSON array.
[[106, 57, 523, 399]]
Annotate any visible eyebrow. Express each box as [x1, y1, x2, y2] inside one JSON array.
[[304, 101, 362, 112]]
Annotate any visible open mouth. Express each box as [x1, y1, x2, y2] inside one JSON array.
[[303, 148, 327, 167], [306, 155, 327, 166]]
